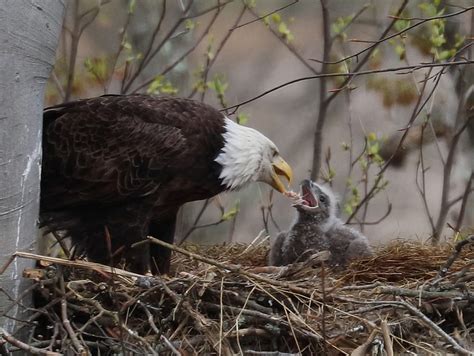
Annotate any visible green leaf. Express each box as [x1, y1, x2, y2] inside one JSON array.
[[147, 75, 178, 95], [222, 201, 240, 221], [394, 19, 410, 32], [122, 40, 132, 51], [236, 113, 249, 125], [278, 22, 294, 43], [271, 13, 281, 24], [419, 2, 437, 17], [331, 15, 353, 38], [430, 33, 446, 48], [207, 75, 228, 97], [394, 44, 406, 60], [83, 57, 109, 82], [128, 0, 136, 14], [185, 19, 195, 31], [367, 132, 377, 142], [438, 49, 453, 60], [263, 15, 270, 27], [243, 0, 257, 8]]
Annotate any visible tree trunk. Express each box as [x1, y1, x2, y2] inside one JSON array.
[[0, 0, 65, 333]]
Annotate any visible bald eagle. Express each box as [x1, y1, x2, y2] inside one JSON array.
[[41, 94, 292, 273]]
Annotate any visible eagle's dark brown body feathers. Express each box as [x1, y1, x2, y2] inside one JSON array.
[[41, 95, 227, 273]]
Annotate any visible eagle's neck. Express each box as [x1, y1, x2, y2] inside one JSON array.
[[215, 118, 272, 191]]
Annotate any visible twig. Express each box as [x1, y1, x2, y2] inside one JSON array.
[[122, 0, 193, 93], [222, 60, 474, 112], [59, 274, 87, 355], [155, 275, 232, 355], [351, 328, 377, 356], [434, 235, 474, 282], [416, 121, 437, 233], [0, 327, 62, 356], [376, 286, 467, 300], [146, 237, 321, 298], [311, 0, 331, 180], [310, 5, 473, 65], [235, 1, 298, 30], [433, 115, 474, 243], [160, 334, 182, 356], [8, 251, 143, 279], [133, 2, 225, 94], [337, 297, 473, 356], [393, 300, 472, 356], [246, 5, 318, 75], [454, 173, 474, 233]]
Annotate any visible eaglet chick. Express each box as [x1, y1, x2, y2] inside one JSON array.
[[269, 179, 373, 267]]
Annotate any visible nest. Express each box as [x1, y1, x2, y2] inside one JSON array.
[[1, 236, 473, 355]]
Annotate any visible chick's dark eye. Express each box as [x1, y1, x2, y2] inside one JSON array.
[[319, 195, 326, 203]]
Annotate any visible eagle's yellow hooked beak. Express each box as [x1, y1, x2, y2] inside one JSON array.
[[270, 155, 293, 193]]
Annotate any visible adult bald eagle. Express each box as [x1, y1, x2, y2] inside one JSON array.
[[41, 94, 292, 273]]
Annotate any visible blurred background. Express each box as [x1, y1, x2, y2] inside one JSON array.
[[46, 0, 474, 247]]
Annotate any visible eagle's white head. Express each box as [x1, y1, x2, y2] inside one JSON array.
[[215, 118, 292, 192]]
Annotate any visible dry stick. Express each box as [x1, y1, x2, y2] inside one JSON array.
[[4, 251, 143, 279], [0, 327, 62, 356], [434, 235, 474, 283], [51, 231, 71, 258], [59, 275, 87, 355], [336, 297, 473, 356], [351, 328, 378, 356], [376, 286, 467, 299], [394, 300, 473, 356], [320, 262, 328, 355], [146, 237, 320, 298], [159, 335, 181, 356], [201, 302, 282, 327], [137, 301, 181, 356], [154, 275, 232, 356], [218, 277, 224, 356]]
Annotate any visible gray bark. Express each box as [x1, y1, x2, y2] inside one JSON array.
[[0, 0, 65, 333]]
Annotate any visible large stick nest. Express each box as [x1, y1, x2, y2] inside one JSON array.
[[2, 237, 473, 355]]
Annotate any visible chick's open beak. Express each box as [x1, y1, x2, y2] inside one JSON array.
[[270, 155, 293, 193]]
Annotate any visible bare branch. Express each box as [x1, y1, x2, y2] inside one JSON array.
[[310, 5, 474, 65], [223, 60, 473, 112]]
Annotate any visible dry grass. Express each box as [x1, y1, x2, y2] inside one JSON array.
[[1, 237, 473, 355]]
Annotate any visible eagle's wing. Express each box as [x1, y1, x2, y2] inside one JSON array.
[[42, 95, 215, 209]]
